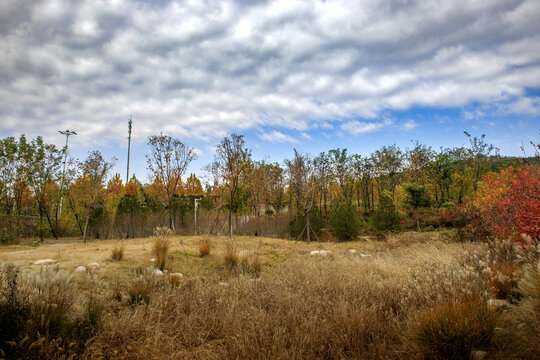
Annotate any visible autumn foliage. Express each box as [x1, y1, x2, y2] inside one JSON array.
[[471, 162, 540, 243]]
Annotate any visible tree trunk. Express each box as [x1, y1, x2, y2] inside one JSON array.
[[83, 214, 90, 243], [229, 208, 233, 238], [306, 209, 311, 244], [39, 204, 44, 243], [67, 195, 84, 236], [44, 203, 58, 239]]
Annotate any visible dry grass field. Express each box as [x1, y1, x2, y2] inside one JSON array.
[[1, 232, 538, 359]]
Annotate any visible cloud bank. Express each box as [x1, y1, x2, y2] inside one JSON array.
[[1, 0, 539, 146]]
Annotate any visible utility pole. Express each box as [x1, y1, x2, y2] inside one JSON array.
[[58, 129, 77, 216], [194, 197, 202, 235], [126, 115, 132, 184]]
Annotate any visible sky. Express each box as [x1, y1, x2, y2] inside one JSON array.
[[1, 0, 539, 183]]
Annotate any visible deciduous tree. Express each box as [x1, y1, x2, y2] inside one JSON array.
[[146, 133, 196, 231]]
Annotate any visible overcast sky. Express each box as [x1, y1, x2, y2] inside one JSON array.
[[1, 0, 539, 182]]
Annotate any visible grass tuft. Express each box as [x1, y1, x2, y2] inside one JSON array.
[[152, 238, 170, 271], [111, 242, 125, 261], [224, 241, 238, 268], [413, 297, 497, 360], [199, 239, 211, 257]]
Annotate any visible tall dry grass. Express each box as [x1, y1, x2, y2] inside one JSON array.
[[152, 226, 172, 271], [83, 240, 492, 359]]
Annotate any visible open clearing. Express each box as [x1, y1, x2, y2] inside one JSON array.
[[0, 234, 390, 282], [3, 232, 534, 359]]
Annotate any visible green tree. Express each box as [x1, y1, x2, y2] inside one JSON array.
[[328, 197, 362, 241], [26, 137, 63, 241], [371, 193, 401, 231], [290, 206, 324, 240]]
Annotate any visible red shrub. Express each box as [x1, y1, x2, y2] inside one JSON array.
[[471, 163, 540, 244]]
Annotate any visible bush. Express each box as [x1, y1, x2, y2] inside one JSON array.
[[111, 242, 124, 261], [152, 229, 171, 271], [470, 163, 540, 244], [413, 297, 497, 359], [328, 197, 362, 241], [290, 207, 324, 240], [404, 182, 431, 209], [370, 194, 401, 231], [199, 239, 211, 257]]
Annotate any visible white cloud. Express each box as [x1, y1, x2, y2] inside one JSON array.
[[403, 120, 419, 130], [0, 0, 539, 148], [341, 121, 385, 135], [500, 97, 540, 116], [259, 130, 298, 143], [300, 132, 311, 140]]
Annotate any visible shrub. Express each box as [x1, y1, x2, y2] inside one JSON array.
[[413, 297, 497, 360], [371, 193, 401, 231], [404, 182, 431, 209], [111, 242, 124, 261], [470, 163, 540, 244], [290, 207, 324, 240], [328, 197, 362, 241], [199, 239, 211, 257]]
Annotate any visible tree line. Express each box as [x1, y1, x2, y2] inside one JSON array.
[[0, 132, 536, 244]]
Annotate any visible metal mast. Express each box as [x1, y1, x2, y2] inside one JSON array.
[[58, 129, 77, 215], [126, 115, 132, 184], [194, 197, 202, 235]]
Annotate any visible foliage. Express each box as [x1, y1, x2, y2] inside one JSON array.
[[285, 149, 318, 243], [208, 133, 251, 237], [290, 206, 324, 240], [371, 193, 401, 231], [404, 182, 431, 209], [146, 133, 197, 231], [328, 197, 362, 241], [470, 162, 540, 243]]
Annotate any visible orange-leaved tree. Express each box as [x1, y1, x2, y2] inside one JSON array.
[[471, 162, 539, 243]]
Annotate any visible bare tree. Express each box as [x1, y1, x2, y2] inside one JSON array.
[[146, 133, 197, 231], [285, 149, 318, 244], [208, 134, 250, 237]]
